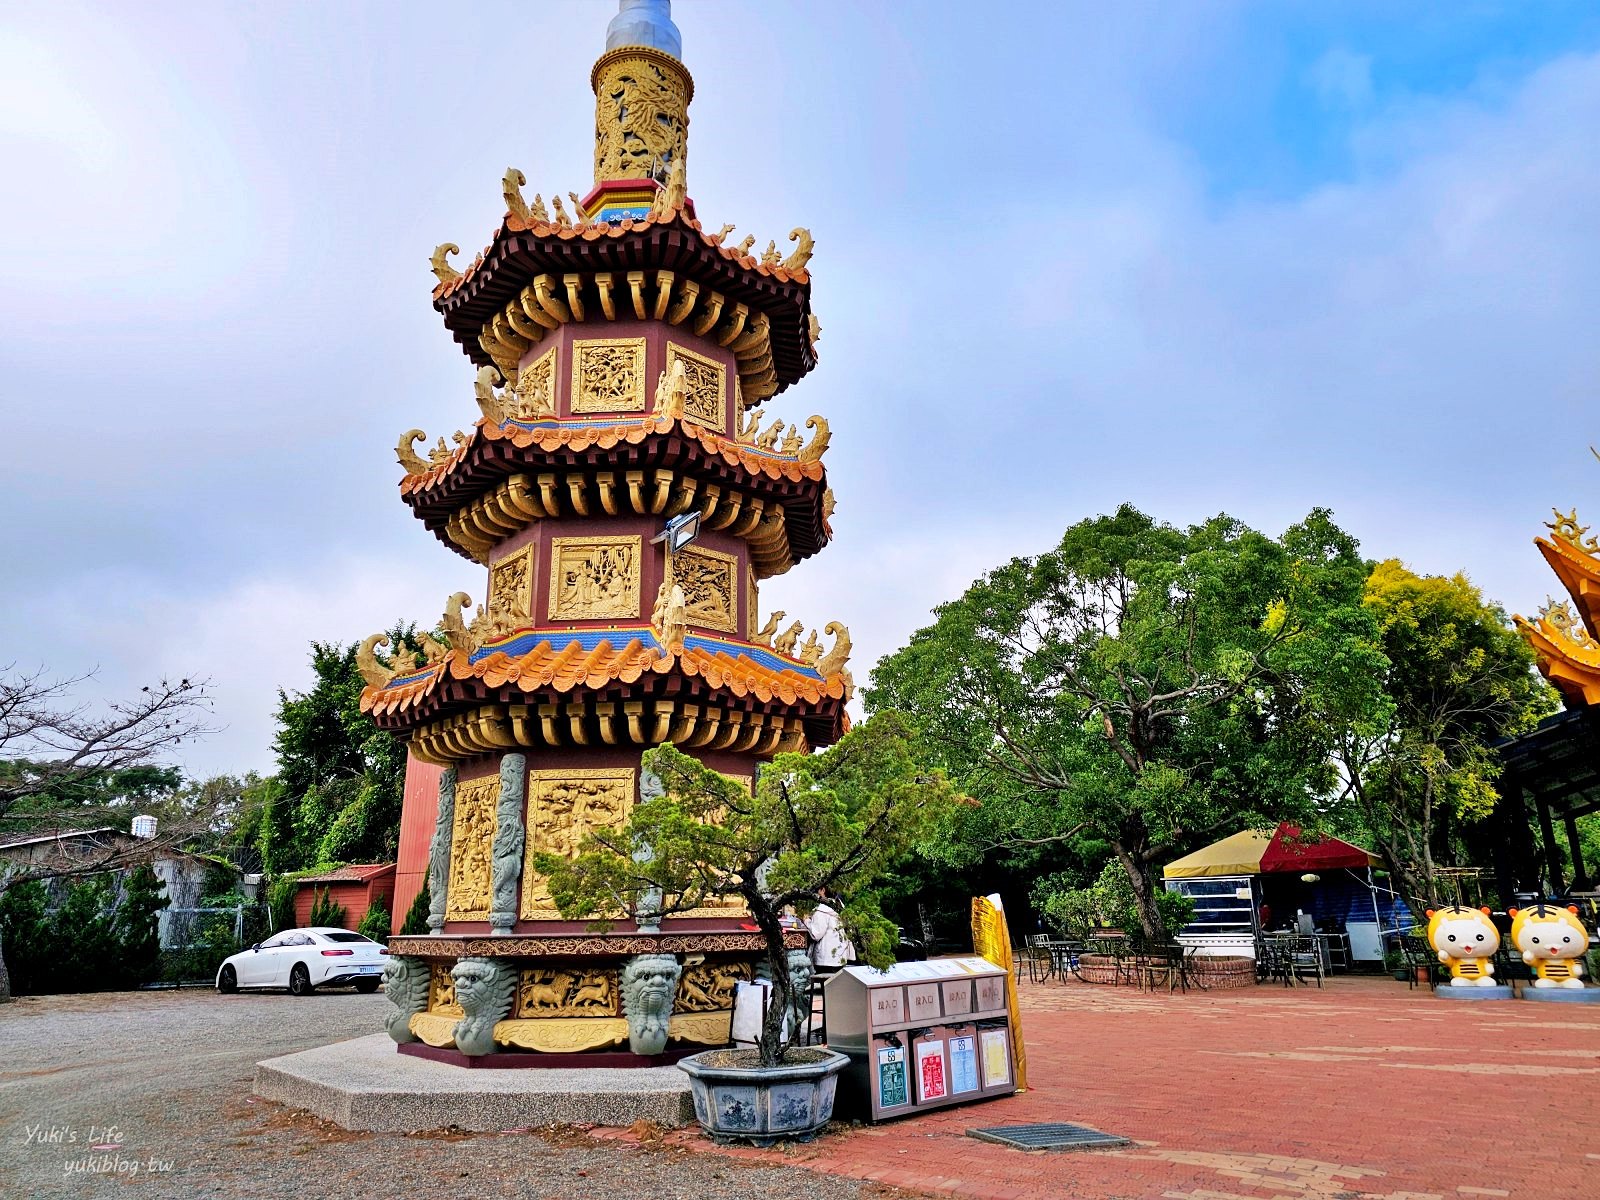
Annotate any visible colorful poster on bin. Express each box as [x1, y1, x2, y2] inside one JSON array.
[[916, 1039, 948, 1102], [876, 1045, 908, 1109], [949, 1034, 979, 1093]]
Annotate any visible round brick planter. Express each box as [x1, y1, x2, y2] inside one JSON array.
[[1075, 953, 1257, 988], [1186, 955, 1256, 989]]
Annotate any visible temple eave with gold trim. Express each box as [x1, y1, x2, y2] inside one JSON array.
[[1516, 514, 1600, 710]]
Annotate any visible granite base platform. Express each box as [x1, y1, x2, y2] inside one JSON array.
[[1434, 985, 1515, 1000], [254, 1033, 693, 1131], [1518, 985, 1600, 1003]]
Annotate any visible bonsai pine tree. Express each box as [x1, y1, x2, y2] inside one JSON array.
[[308, 887, 346, 929], [539, 711, 959, 1066]]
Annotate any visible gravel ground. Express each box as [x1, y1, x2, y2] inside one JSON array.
[[0, 988, 923, 1200]]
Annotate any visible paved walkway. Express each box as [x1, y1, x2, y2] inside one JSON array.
[[598, 975, 1600, 1199]]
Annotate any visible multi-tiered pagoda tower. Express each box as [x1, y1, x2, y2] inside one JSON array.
[[368, 0, 850, 1064]]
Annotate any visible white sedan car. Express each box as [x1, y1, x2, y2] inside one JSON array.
[[215, 927, 388, 996]]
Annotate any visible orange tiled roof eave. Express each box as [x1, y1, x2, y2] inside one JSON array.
[[397, 414, 825, 500], [430, 208, 809, 305], [1535, 534, 1600, 639], [1514, 614, 1600, 707], [358, 632, 844, 720]]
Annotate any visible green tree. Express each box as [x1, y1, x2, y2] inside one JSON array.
[[0, 668, 214, 1000], [398, 881, 431, 935], [356, 897, 390, 942], [267, 638, 411, 872], [539, 712, 959, 1066], [308, 887, 347, 929], [113, 864, 168, 986], [1333, 561, 1555, 914], [867, 505, 1386, 942], [1033, 859, 1193, 943]]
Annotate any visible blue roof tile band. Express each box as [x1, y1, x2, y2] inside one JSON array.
[[381, 625, 822, 689]]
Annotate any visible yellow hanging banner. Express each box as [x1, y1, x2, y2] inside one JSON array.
[[970, 893, 1027, 1092]]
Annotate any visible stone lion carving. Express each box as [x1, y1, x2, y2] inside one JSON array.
[[381, 955, 429, 1044], [621, 953, 682, 1055], [450, 957, 517, 1056]]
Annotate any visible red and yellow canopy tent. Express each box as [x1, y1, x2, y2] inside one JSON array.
[[1162, 823, 1379, 879], [1163, 824, 1406, 962]]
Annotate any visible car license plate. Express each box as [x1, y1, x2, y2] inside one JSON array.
[[359, 964, 382, 973]]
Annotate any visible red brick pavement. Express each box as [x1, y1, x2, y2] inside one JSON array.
[[595, 976, 1599, 1199]]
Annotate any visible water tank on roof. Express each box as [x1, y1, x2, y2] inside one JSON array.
[[131, 814, 157, 839]]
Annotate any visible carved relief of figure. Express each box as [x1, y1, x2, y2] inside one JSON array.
[[569, 972, 617, 1012], [676, 961, 745, 1012], [426, 767, 457, 932], [446, 778, 498, 919], [490, 754, 527, 932], [382, 955, 430, 1043], [518, 968, 577, 1013], [621, 954, 682, 1055], [450, 957, 518, 1056]]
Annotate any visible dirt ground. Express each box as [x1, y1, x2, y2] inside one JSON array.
[[0, 986, 918, 1200], [5, 975, 1594, 1200]]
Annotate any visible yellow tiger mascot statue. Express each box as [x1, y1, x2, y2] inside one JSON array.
[[1509, 904, 1590, 989], [1425, 905, 1500, 986]]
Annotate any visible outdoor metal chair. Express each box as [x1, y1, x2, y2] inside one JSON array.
[[1287, 935, 1324, 988]]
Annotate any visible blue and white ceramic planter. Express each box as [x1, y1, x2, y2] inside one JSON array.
[[678, 1048, 848, 1145]]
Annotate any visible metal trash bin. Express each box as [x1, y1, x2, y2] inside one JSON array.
[[823, 956, 1016, 1122]]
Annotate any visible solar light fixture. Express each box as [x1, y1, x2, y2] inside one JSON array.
[[651, 510, 702, 553]]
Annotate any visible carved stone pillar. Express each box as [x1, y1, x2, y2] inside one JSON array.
[[381, 955, 429, 1043], [621, 953, 682, 1055], [426, 766, 457, 933], [449, 957, 518, 1056], [633, 768, 665, 933], [490, 753, 527, 933]]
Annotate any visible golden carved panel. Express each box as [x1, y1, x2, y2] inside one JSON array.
[[547, 536, 642, 621], [669, 1011, 735, 1046], [570, 337, 647, 413], [593, 51, 689, 185], [675, 775, 751, 918], [666, 342, 726, 429], [490, 544, 536, 627], [494, 1016, 628, 1053], [747, 568, 758, 640], [520, 768, 637, 918], [513, 346, 558, 420], [515, 967, 620, 1017], [445, 776, 500, 921], [667, 545, 738, 633], [409, 1011, 461, 1048], [674, 960, 749, 1013], [428, 962, 464, 1016]]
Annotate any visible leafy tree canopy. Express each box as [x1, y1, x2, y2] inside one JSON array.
[[538, 711, 960, 1064], [1333, 560, 1555, 911], [866, 504, 1388, 940]]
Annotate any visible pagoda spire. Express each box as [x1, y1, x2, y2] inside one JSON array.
[[591, 0, 693, 192]]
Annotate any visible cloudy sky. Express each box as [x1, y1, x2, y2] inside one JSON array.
[[3, 1, 1599, 780]]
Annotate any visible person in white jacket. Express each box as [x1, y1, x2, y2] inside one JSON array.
[[805, 888, 857, 971]]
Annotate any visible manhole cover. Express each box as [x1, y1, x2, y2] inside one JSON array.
[[967, 1123, 1132, 1152]]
